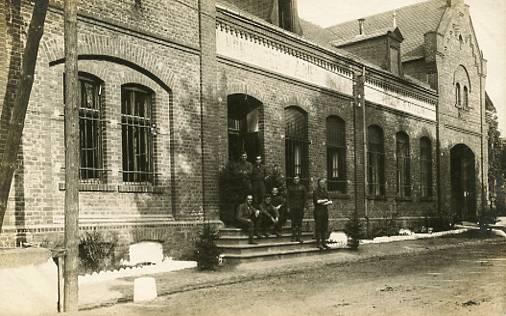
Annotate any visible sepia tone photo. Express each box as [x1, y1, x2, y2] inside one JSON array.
[[0, 0, 505, 315]]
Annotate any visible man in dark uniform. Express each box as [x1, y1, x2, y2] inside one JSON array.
[[313, 178, 332, 250], [236, 152, 253, 193], [235, 194, 260, 244], [251, 156, 267, 206], [258, 194, 279, 237], [271, 187, 287, 236], [265, 164, 286, 197], [287, 175, 307, 243]]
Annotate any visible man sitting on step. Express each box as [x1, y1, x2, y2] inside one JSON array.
[[259, 194, 280, 237], [235, 194, 261, 244], [271, 187, 288, 236]]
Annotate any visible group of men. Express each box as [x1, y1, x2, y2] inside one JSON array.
[[234, 153, 331, 249]]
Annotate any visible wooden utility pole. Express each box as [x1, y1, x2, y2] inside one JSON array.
[[63, 0, 79, 311]]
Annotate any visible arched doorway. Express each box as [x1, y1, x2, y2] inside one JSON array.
[[227, 94, 263, 163], [450, 144, 476, 222]]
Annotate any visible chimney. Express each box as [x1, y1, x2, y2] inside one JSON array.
[[358, 18, 365, 35], [446, 0, 463, 7]]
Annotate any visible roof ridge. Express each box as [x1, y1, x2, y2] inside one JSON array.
[[324, 0, 445, 31]]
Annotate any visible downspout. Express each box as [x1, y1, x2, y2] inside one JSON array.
[[479, 58, 486, 217], [198, 0, 206, 221]]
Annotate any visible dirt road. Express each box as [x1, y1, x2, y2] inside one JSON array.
[[73, 241, 506, 316]]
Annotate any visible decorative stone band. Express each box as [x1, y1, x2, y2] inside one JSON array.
[[216, 10, 437, 121], [216, 19, 353, 97]]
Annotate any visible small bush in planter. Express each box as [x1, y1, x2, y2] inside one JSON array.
[[194, 223, 221, 271], [344, 212, 363, 250], [79, 231, 118, 274]]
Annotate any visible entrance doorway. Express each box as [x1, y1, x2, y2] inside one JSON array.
[[227, 94, 263, 163], [450, 144, 476, 222]]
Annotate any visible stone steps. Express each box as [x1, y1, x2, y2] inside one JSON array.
[[221, 246, 342, 264], [219, 226, 294, 237], [218, 226, 342, 264], [217, 232, 314, 246]]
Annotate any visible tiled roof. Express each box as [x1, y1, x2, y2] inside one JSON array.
[[318, 0, 448, 61]]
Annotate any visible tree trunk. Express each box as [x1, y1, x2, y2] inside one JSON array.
[[0, 0, 49, 232]]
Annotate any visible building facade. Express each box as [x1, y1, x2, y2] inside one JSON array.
[[0, 0, 489, 257]]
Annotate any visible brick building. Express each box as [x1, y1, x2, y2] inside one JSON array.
[[0, 0, 490, 258]]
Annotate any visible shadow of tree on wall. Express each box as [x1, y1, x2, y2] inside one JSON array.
[[0, 0, 22, 233]]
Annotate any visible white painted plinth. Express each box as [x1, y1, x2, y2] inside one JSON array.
[[133, 277, 157, 302]]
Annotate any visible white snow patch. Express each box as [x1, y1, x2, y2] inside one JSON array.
[[360, 229, 468, 244], [78, 257, 196, 285]]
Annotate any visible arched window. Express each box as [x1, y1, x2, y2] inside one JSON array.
[[326, 116, 346, 193], [420, 137, 433, 198], [121, 84, 154, 183], [285, 106, 309, 182], [367, 125, 385, 196], [78, 73, 104, 182], [463, 86, 469, 109], [396, 132, 411, 198], [455, 83, 461, 108]]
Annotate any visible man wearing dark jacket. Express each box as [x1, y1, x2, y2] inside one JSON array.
[[258, 194, 279, 237], [251, 156, 267, 206], [287, 175, 307, 242], [235, 194, 260, 244], [271, 187, 287, 235], [313, 178, 332, 250]]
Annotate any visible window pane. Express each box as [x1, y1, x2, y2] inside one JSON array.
[[285, 107, 308, 183], [420, 138, 432, 197], [367, 126, 385, 196], [78, 76, 103, 182], [121, 85, 154, 183]]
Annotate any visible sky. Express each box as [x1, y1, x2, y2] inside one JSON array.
[[298, 0, 506, 134]]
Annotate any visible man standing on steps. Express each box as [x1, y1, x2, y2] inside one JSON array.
[[287, 175, 307, 243], [237, 152, 253, 194], [313, 178, 332, 250], [251, 156, 267, 206], [235, 194, 261, 244]]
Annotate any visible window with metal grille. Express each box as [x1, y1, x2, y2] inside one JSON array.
[[420, 137, 433, 198], [78, 74, 104, 182], [396, 132, 411, 198], [121, 84, 154, 183], [367, 125, 385, 196], [285, 107, 309, 184], [326, 116, 346, 193]]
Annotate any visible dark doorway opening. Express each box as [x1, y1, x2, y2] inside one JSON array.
[[227, 94, 263, 163], [450, 144, 476, 222]]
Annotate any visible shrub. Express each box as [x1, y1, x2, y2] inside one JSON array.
[[219, 161, 251, 225], [79, 231, 117, 274], [344, 212, 363, 250], [373, 211, 399, 237], [194, 223, 221, 271]]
